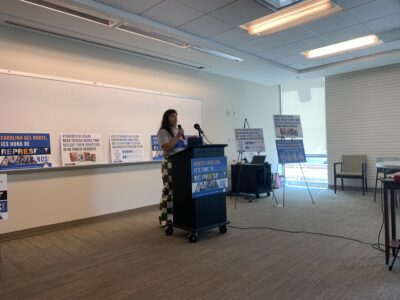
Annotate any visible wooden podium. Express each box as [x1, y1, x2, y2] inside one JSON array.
[[165, 144, 229, 243]]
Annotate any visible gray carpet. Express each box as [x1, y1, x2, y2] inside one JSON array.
[[0, 187, 400, 299]]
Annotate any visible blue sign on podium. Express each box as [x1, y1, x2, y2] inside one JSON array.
[[191, 156, 228, 198]]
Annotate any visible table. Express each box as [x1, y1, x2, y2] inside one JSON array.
[[382, 178, 400, 268], [376, 161, 400, 170], [231, 163, 271, 198], [374, 161, 400, 203]]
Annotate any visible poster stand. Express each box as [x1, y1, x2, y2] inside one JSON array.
[[274, 137, 315, 207], [233, 118, 250, 209], [232, 119, 277, 208], [274, 162, 315, 207]]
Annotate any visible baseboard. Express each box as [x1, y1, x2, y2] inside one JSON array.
[[0, 204, 158, 242], [327, 185, 376, 192]]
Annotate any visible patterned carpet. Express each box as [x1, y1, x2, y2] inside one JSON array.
[[0, 187, 399, 299]]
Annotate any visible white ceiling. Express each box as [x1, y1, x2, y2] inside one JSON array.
[[1, 0, 400, 85]]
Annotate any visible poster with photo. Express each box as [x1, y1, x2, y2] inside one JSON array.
[[110, 134, 144, 163], [234, 128, 265, 153], [0, 133, 52, 170], [191, 156, 228, 198], [273, 115, 303, 138], [276, 140, 306, 164], [151, 135, 163, 161], [61, 133, 103, 166], [0, 174, 7, 221]]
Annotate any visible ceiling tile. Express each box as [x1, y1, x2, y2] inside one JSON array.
[[94, 0, 163, 14], [350, 42, 396, 57], [364, 13, 400, 33], [234, 36, 282, 53], [178, 15, 233, 38], [142, 0, 203, 27], [289, 61, 323, 70], [210, 0, 273, 26], [210, 28, 256, 46], [303, 12, 359, 35], [257, 37, 331, 60], [274, 54, 307, 65], [336, 0, 376, 10], [388, 40, 400, 50], [320, 24, 372, 44], [174, 0, 235, 13], [348, 0, 400, 22], [268, 27, 316, 45]]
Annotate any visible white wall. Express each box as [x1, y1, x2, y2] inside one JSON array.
[[0, 25, 280, 234], [326, 63, 400, 188]]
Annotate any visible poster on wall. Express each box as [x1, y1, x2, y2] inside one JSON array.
[[110, 134, 144, 163], [276, 140, 306, 164], [273, 115, 303, 138], [61, 133, 103, 166], [0, 174, 7, 221], [234, 128, 265, 153], [191, 156, 228, 198], [0, 133, 52, 170], [151, 135, 163, 160]]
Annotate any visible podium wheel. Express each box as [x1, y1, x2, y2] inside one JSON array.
[[219, 226, 227, 234], [188, 233, 198, 243], [165, 226, 173, 236]]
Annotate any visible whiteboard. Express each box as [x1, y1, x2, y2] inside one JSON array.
[[0, 70, 203, 166]]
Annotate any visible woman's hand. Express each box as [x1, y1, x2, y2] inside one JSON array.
[[177, 128, 185, 138]]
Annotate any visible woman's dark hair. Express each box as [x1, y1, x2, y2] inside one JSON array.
[[160, 109, 177, 137]]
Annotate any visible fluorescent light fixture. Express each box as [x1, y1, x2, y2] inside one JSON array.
[[191, 46, 243, 62], [240, 0, 342, 36], [4, 20, 205, 70], [117, 23, 192, 48], [20, 0, 113, 26], [302, 34, 382, 59]]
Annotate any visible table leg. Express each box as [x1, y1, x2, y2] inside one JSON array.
[[391, 187, 397, 256], [384, 184, 390, 264]]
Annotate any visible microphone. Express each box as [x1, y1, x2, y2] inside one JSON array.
[[194, 123, 204, 134], [178, 124, 185, 139]]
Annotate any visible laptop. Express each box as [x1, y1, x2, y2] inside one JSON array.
[[251, 155, 266, 165]]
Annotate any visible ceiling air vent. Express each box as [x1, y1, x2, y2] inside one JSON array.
[[255, 0, 304, 10], [117, 23, 192, 48], [20, 0, 114, 26]]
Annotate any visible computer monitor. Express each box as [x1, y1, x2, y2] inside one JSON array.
[[251, 155, 266, 164]]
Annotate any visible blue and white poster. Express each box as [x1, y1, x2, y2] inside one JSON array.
[[0, 174, 7, 221], [151, 135, 163, 160], [276, 140, 306, 164], [0, 133, 52, 170], [191, 156, 228, 198]]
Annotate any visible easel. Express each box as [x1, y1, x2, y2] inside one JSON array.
[[274, 137, 315, 207], [233, 119, 278, 208]]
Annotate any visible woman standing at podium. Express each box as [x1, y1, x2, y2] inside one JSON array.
[[157, 109, 185, 227]]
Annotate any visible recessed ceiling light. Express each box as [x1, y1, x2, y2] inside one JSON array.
[[241, 0, 341, 36], [302, 35, 382, 59]]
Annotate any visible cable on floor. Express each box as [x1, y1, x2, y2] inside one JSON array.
[[228, 224, 384, 252]]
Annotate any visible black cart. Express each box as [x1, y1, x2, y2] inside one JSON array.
[[165, 144, 229, 243]]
